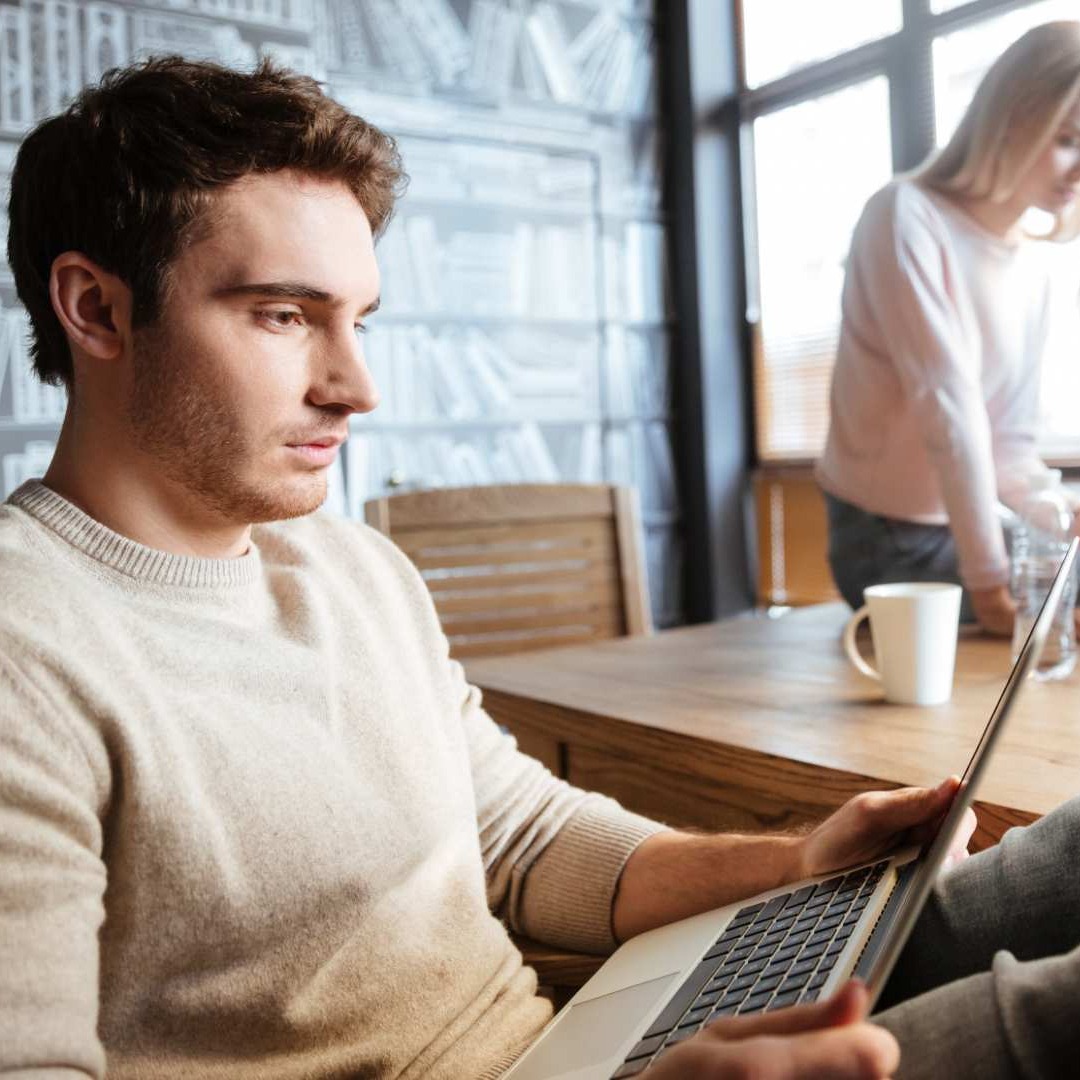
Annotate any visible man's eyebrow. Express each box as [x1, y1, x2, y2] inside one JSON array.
[[214, 281, 381, 314]]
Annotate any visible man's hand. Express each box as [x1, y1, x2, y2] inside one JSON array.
[[796, 777, 976, 881], [612, 780, 976, 942], [640, 981, 898, 1080], [970, 584, 1015, 636]]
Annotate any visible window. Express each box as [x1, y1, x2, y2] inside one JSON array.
[[741, 0, 901, 87], [740, 0, 1080, 464]]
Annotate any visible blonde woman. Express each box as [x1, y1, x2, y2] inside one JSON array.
[[817, 21, 1080, 635]]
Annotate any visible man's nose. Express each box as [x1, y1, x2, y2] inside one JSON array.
[[308, 328, 380, 416]]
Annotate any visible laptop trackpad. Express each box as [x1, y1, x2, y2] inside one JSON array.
[[511, 973, 679, 1080]]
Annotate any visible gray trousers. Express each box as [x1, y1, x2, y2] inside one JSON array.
[[824, 492, 979, 622], [874, 795, 1080, 1078]]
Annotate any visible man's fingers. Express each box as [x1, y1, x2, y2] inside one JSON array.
[[701, 982, 868, 1041], [764, 1023, 900, 1080], [859, 776, 958, 834]]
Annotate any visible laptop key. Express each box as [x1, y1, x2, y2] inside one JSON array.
[[779, 970, 812, 994], [755, 894, 790, 922], [808, 971, 829, 990], [813, 876, 844, 897], [734, 902, 765, 920], [753, 973, 784, 994], [788, 957, 817, 979], [739, 989, 774, 1013], [785, 884, 816, 909], [773, 944, 800, 965], [784, 927, 812, 947], [800, 988, 821, 1003], [729, 974, 758, 994], [625, 1034, 666, 1061], [642, 958, 720, 1038], [679, 1005, 713, 1028], [611, 1059, 651, 1078], [740, 957, 769, 976], [664, 1024, 701, 1046], [799, 940, 828, 961], [766, 989, 802, 1011]]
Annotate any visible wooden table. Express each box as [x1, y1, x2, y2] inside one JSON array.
[[464, 604, 1080, 851]]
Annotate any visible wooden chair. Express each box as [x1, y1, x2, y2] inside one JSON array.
[[364, 483, 653, 658], [364, 483, 654, 999]]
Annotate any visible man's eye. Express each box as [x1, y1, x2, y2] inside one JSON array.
[[354, 322, 368, 336], [261, 310, 302, 328]]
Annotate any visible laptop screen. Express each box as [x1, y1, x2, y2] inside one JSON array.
[[865, 536, 1079, 1005]]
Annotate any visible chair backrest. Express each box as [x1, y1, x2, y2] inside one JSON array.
[[365, 483, 653, 658]]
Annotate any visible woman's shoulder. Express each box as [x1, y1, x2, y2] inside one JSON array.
[[860, 178, 946, 236]]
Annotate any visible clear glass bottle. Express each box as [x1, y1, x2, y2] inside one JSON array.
[[1010, 470, 1077, 680]]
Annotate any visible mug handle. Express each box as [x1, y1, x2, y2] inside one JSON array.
[[842, 605, 880, 681]]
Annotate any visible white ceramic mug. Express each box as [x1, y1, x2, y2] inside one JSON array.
[[842, 582, 963, 705]]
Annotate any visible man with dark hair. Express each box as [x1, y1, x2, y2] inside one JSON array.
[[3, 55, 1062, 1080]]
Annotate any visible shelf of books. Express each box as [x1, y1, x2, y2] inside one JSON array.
[[0, 0, 681, 625]]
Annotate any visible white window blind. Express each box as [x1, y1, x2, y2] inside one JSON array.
[[750, 77, 893, 461]]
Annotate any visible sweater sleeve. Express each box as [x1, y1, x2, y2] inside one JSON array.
[[855, 187, 1009, 589], [991, 278, 1055, 514], [450, 659, 668, 954], [0, 653, 108, 1078], [875, 945, 1080, 1079]]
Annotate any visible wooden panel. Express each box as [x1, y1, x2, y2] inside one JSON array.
[[504, 724, 565, 777], [432, 582, 617, 616], [394, 517, 616, 556], [441, 602, 623, 637], [566, 745, 831, 834], [753, 466, 838, 606], [449, 616, 625, 658], [512, 935, 604, 993], [374, 484, 616, 528], [427, 563, 618, 595], [613, 486, 653, 636]]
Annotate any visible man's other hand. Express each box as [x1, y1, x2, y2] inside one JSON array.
[[796, 776, 976, 880], [970, 584, 1015, 636], [639, 981, 897, 1079]]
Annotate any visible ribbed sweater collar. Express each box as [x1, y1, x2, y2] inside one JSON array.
[[8, 480, 262, 588]]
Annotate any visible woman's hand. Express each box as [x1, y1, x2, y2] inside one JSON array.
[[969, 584, 1015, 636]]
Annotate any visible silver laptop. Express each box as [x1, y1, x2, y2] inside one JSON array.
[[505, 538, 1079, 1080]]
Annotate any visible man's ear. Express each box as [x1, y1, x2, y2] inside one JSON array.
[[49, 252, 134, 362]]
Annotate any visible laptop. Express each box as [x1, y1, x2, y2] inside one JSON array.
[[505, 538, 1079, 1080]]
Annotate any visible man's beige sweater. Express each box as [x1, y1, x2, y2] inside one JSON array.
[[0, 481, 665, 1079]]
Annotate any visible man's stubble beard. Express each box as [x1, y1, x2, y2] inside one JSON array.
[[127, 331, 328, 525]]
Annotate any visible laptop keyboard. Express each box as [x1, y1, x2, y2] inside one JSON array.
[[609, 859, 890, 1079]]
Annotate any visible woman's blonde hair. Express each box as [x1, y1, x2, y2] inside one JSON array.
[[916, 20, 1080, 241]]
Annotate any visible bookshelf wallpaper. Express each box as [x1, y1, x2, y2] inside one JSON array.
[[0, 0, 681, 625]]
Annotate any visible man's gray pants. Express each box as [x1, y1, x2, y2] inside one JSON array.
[[874, 795, 1080, 1078]]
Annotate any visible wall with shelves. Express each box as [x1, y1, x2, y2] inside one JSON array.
[[0, 0, 682, 625]]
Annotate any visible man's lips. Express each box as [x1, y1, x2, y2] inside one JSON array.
[[286, 434, 346, 466], [287, 435, 346, 449]]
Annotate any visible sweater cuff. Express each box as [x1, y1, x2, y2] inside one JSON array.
[[518, 797, 669, 955]]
